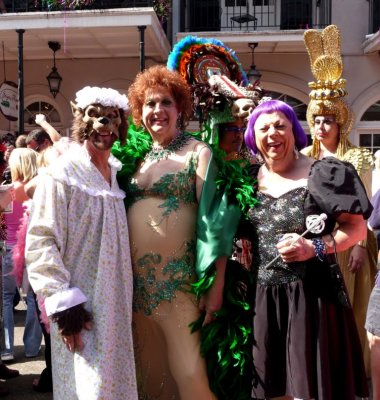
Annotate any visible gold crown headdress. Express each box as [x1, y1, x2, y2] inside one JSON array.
[[304, 25, 354, 157]]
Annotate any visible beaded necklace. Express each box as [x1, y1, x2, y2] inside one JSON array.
[[144, 132, 190, 162]]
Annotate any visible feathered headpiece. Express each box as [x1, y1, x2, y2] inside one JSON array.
[[304, 24, 354, 157], [167, 36, 249, 86], [167, 35, 262, 142]]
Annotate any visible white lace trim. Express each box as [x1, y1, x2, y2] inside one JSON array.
[[74, 86, 129, 111], [48, 146, 125, 199], [54, 174, 125, 199]]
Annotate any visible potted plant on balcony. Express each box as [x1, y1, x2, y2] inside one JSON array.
[[39, 0, 95, 10], [153, 0, 171, 26]]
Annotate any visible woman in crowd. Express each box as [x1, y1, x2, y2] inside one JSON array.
[[2, 148, 42, 362], [24, 146, 62, 393], [302, 25, 377, 374], [303, 108, 377, 369], [0, 145, 19, 398], [113, 65, 217, 399], [244, 99, 369, 400]]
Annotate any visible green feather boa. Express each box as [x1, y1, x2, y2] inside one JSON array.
[[112, 123, 257, 215], [112, 122, 259, 400], [190, 130, 257, 214], [190, 261, 258, 400], [112, 123, 151, 185]]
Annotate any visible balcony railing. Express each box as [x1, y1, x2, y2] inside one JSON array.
[[181, 0, 331, 32], [2, 0, 153, 13], [369, 0, 380, 33]]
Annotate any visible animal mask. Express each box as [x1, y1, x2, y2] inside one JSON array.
[[70, 86, 129, 145]]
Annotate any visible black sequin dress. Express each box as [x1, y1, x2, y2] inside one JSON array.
[[248, 157, 371, 400]]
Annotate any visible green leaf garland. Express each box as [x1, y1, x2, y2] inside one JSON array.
[[41, 0, 95, 10]]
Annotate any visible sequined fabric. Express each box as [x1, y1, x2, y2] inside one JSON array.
[[250, 159, 370, 399], [133, 240, 195, 315], [127, 144, 215, 399], [128, 153, 198, 315], [248, 187, 308, 285], [127, 156, 197, 218]]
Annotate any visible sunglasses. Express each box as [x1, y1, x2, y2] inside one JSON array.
[[220, 126, 245, 133]]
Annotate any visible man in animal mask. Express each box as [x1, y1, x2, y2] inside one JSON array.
[[25, 86, 137, 399]]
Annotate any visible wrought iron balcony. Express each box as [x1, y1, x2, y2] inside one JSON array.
[[1, 0, 332, 34], [1, 0, 154, 13], [181, 0, 331, 32]]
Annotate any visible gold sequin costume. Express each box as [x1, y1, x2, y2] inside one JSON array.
[[303, 25, 377, 375]]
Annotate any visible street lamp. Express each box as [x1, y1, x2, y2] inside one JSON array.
[[46, 41, 62, 98], [247, 42, 262, 85]]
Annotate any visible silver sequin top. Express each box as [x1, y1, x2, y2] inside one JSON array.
[[248, 187, 308, 286]]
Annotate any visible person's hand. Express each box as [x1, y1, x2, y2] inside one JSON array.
[[35, 114, 47, 126], [199, 283, 224, 326], [347, 244, 366, 273], [276, 233, 315, 263], [0, 186, 13, 212], [52, 304, 93, 353], [199, 257, 226, 326], [60, 320, 93, 353], [199, 270, 226, 327]]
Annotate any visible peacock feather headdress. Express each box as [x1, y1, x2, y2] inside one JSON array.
[[167, 35, 262, 143], [167, 35, 249, 85]]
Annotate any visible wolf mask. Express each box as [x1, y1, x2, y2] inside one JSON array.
[[70, 86, 129, 145]]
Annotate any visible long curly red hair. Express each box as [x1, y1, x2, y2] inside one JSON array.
[[128, 65, 193, 130]]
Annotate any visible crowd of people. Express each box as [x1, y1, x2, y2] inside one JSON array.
[[0, 24, 378, 400]]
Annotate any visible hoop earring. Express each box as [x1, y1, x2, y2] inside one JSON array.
[[176, 113, 182, 130], [294, 146, 300, 159]]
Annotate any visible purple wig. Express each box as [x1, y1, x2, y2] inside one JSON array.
[[244, 99, 307, 154]]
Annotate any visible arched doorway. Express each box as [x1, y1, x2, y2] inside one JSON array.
[[23, 100, 64, 135], [265, 90, 307, 120], [358, 99, 380, 154]]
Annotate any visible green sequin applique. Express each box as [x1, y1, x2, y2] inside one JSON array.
[[133, 240, 196, 315], [127, 152, 197, 217]]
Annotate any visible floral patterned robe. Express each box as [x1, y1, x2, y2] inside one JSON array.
[[25, 145, 137, 400]]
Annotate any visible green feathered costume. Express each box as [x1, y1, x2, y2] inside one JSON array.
[[167, 36, 262, 399], [112, 36, 262, 398], [113, 124, 258, 400]]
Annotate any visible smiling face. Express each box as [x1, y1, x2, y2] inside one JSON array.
[[254, 111, 295, 162], [142, 86, 179, 142], [313, 114, 340, 149], [83, 105, 121, 151], [84, 105, 121, 137]]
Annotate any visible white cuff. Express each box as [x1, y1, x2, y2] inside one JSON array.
[[45, 287, 87, 316]]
